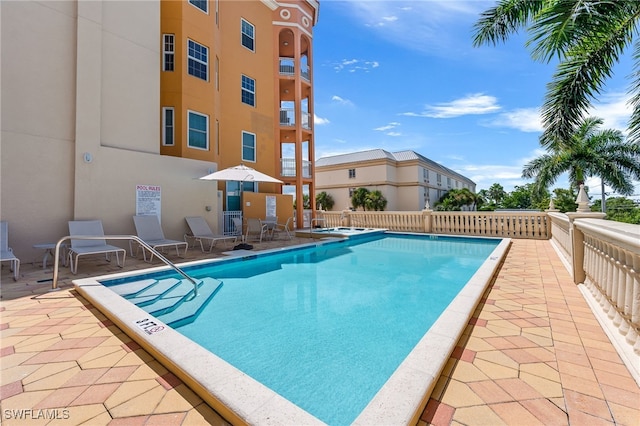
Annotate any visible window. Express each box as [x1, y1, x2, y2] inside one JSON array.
[[437, 174, 442, 186], [162, 107, 174, 146], [188, 39, 208, 81], [447, 177, 452, 188], [163, 34, 174, 71], [242, 131, 256, 162], [241, 18, 255, 51], [423, 168, 428, 182], [241, 75, 255, 106], [188, 0, 207, 13], [349, 188, 355, 197], [348, 168, 356, 179], [188, 111, 208, 150]]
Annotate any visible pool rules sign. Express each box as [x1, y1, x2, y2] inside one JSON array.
[[136, 185, 161, 219]]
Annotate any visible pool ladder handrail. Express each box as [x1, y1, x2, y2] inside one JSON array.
[[51, 235, 200, 296]]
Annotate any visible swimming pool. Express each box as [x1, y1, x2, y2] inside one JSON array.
[[74, 233, 511, 425]]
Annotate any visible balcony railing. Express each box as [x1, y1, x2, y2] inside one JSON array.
[[280, 158, 311, 178], [279, 109, 295, 127], [279, 58, 295, 76], [301, 112, 311, 130], [301, 65, 309, 81]]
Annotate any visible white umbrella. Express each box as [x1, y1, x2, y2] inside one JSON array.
[[199, 164, 283, 184]]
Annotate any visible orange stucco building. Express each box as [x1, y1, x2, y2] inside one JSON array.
[[160, 0, 318, 228], [0, 0, 318, 260]]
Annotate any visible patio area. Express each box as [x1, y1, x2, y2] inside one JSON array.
[[1, 236, 638, 425]]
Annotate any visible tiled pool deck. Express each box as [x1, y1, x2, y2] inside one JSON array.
[[1, 237, 638, 425]]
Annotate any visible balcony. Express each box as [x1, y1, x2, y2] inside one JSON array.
[[280, 157, 311, 178], [279, 58, 310, 82], [301, 112, 311, 130], [279, 109, 295, 127], [279, 58, 295, 76]]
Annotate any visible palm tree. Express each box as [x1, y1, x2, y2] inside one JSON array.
[[487, 183, 506, 206], [522, 117, 640, 195], [435, 188, 479, 211], [351, 188, 370, 210], [364, 190, 387, 211], [315, 191, 335, 210], [473, 0, 640, 144]]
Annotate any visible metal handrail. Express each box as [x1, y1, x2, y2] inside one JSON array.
[[51, 235, 200, 296]]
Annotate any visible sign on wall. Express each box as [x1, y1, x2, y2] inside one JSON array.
[[266, 195, 276, 217], [136, 184, 161, 219]]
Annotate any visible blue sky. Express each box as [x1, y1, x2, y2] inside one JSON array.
[[311, 0, 637, 195]]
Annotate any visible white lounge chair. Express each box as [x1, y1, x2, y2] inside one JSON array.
[[184, 216, 237, 252], [273, 217, 293, 240], [68, 220, 126, 274], [246, 218, 269, 243], [0, 221, 20, 280], [132, 215, 188, 262], [231, 217, 244, 239]]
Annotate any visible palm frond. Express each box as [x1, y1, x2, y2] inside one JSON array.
[[472, 0, 546, 47], [626, 40, 640, 143], [528, 0, 633, 62], [540, 19, 634, 145]]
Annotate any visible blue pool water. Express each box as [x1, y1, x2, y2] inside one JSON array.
[[103, 234, 500, 425]]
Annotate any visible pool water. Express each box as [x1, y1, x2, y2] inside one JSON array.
[[110, 234, 499, 425]]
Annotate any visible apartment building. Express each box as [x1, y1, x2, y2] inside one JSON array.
[[0, 0, 318, 260], [315, 149, 476, 211]]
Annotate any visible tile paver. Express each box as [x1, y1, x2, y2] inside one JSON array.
[[1, 238, 638, 425]]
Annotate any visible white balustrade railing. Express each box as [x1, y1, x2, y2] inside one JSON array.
[[319, 210, 549, 238], [549, 212, 572, 264], [431, 211, 549, 238], [575, 219, 640, 356]]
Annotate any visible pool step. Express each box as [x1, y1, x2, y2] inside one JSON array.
[[126, 278, 182, 306], [156, 278, 223, 328], [108, 279, 160, 298], [145, 278, 210, 316]]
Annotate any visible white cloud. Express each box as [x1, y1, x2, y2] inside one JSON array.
[[487, 108, 543, 132], [374, 122, 401, 131], [588, 92, 632, 133], [332, 58, 380, 73], [344, 1, 493, 55], [331, 95, 354, 106], [403, 93, 501, 118], [483, 92, 633, 133], [314, 114, 330, 125], [386, 131, 402, 137]]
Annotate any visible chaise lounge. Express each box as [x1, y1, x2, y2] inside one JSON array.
[[0, 221, 21, 281], [68, 220, 126, 274], [184, 216, 237, 252], [132, 215, 188, 262]]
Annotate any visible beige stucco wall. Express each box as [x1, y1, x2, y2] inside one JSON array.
[[1, 0, 220, 261], [316, 157, 476, 212]]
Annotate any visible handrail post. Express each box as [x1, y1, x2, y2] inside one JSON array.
[[51, 235, 199, 297]]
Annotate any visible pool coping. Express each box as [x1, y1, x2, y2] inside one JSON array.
[[73, 234, 512, 425]]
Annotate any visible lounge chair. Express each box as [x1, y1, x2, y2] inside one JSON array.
[[231, 217, 244, 239], [132, 215, 188, 262], [246, 218, 269, 242], [184, 216, 237, 252], [272, 217, 293, 240], [0, 221, 20, 280], [68, 220, 126, 274]]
